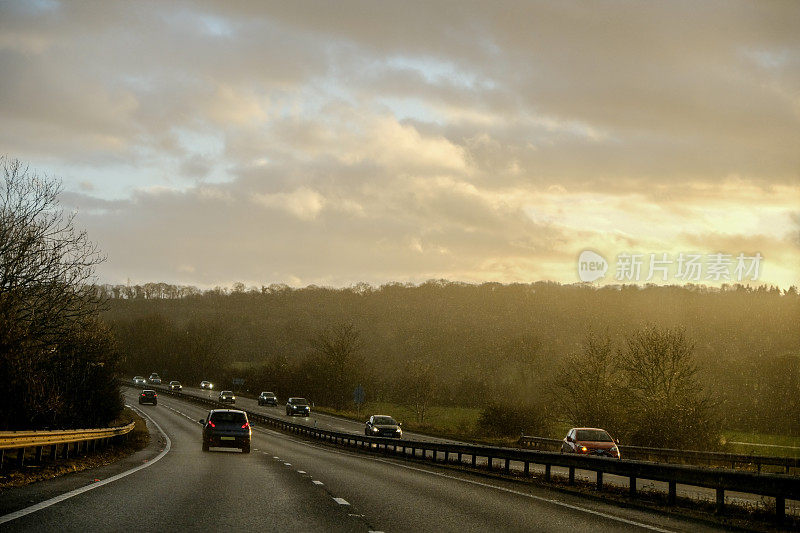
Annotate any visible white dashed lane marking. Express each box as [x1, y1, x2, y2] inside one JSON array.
[[297, 470, 306, 474], [312, 480, 323, 485], [333, 498, 350, 505]]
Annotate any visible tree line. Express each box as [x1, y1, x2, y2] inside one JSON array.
[[105, 279, 799, 444]]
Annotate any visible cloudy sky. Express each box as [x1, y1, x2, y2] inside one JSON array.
[[1, 0, 798, 288]]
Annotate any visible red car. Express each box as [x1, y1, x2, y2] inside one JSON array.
[[561, 427, 620, 458]]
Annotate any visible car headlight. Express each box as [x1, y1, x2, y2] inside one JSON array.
[[372, 427, 379, 433], [580, 446, 588, 452]]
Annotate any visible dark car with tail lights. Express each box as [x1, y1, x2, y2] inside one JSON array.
[[138, 389, 157, 405], [200, 409, 251, 453]]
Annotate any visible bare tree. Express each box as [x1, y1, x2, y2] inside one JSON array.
[[551, 331, 621, 430], [399, 359, 439, 424], [311, 322, 364, 409], [0, 158, 105, 347], [1, 158, 116, 430], [618, 325, 719, 447]]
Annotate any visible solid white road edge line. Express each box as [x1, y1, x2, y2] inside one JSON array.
[[0, 405, 172, 526]]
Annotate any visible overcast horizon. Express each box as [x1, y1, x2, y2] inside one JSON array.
[[2, 1, 798, 289]]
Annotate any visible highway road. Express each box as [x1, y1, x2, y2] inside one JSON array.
[[0, 390, 726, 532], [169, 384, 795, 514], [179, 385, 460, 444]]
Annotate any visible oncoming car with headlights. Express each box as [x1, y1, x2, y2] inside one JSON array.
[[365, 415, 402, 438], [561, 427, 620, 458], [286, 397, 310, 416]]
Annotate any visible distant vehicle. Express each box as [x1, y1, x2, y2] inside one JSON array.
[[218, 390, 236, 404], [169, 381, 182, 391], [561, 428, 620, 458], [199, 409, 251, 453], [200, 380, 213, 390], [365, 415, 402, 438], [148, 373, 161, 385], [139, 390, 157, 405], [258, 391, 277, 406], [132, 376, 146, 386], [286, 397, 310, 416]]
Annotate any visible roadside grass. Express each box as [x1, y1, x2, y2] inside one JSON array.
[[312, 402, 494, 442], [723, 431, 800, 458]]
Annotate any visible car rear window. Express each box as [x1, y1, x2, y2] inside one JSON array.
[[291, 398, 309, 405], [210, 411, 247, 423], [373, 416, 397, 425]]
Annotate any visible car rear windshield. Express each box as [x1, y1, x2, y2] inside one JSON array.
[[373, 416, 397, 425], [576, 429, 612, 442], [262, 392, 275, 397], [291, 398, 309, 405], [210, 411, 247, 423]]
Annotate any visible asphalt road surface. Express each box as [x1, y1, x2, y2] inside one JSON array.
[[0, 391, 729, 532], [170, 384, 795, 514]]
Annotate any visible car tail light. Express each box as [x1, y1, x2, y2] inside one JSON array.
[[242, 423, 250, 429], [140, 393, 145, 396], [208, 421, 215, 428]]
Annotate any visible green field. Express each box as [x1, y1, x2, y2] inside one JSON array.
[[314, 402, 483, 439], [722, 431, 800, 458]]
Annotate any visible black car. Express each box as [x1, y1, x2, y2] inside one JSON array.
[[365, 415, 402, 438], [139, 389, 157, 405], [258, 391, 277, 406], [286, 397, 310, 416], [200, 409, 251, 453], [218, 390, 236, 404]]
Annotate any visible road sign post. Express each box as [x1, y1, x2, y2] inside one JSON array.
[[353, 385, 365, 416]]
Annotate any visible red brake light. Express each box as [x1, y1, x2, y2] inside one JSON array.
[[140, 393, 145, 396], [242, 423, 250, 429], [208, 421, 215, 428]]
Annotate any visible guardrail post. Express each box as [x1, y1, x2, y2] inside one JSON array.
[[524, 461, 529, 476], [776, 496, 785, 523], [568, 466, 575, 485], [629, 477, 636, 497], [62, 442, 69, 459], [471, 454, 476, 467], [50, 444, 57, 460], [668, 481, 676, 505], [444, 451, 449, 463], [488, 456, 493, 470], [504, 458, 510, 474], [457, 452, 462, 463], [35, 446, 43, 463], [545, 464, 551, 481], [0, 449, 4, 469], [715, 488, 724, 514], [16, 447, 25, 467], [596, 471, 603, 491]]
